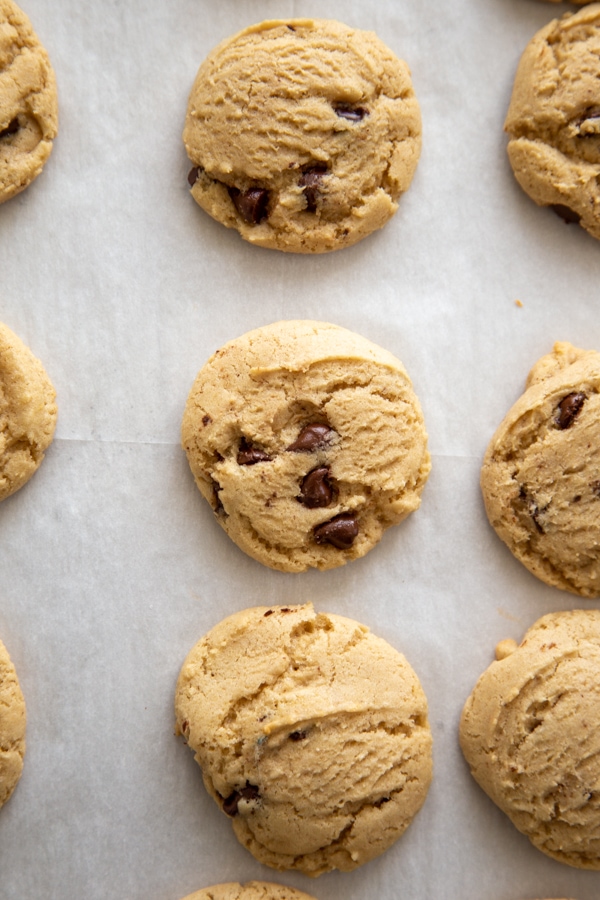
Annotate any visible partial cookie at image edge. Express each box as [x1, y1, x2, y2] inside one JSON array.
[[0, 637, 26, 809], [0, 0, 58, 203], [0, 320, 58, 502]]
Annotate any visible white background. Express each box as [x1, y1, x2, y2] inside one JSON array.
[[0, 1, 599, 898]]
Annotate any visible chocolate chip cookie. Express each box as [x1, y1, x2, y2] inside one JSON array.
[[481, 342, 600, 598], [180, 883, 317, 900], [0, 637, 26, 808], [505, 5, 600, 240], [184, 19, 421, 253], [460, 610, 600, 869], [181, 320, 430, 572], [0, 0, 58, 203], [0, 321, 57, 501], [175, 604, 433, 876]]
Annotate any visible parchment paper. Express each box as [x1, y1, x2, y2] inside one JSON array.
[[1, 1, 599, 898]]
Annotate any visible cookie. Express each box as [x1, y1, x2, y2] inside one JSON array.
[[0, 0, 58, 203], [460, 610, 600, 869], [184, 19, 421, 253], [480, 342, 600, 598], [0, 638, 26, 808], [175, 604, 433, 877], [0, 321, 57, 501], [180, 883, 317, 900], [181, 320, 430, 573], [505, 5, 600, 240]]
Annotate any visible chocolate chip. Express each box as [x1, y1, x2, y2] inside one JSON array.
[[188, 166, 200, 186], [263, 610, 274, 617], [228, 187, 269, 224], [237, 438, 271, 465], [211, 478, 224, 513], [202, 415, 212, 426], [551, 204, 581, 225], [555, 392, 586, 429], [289, 730, 307, 741], [334, 106, 368, 122], [0, 118, 19, 138], [299, 166, 328, 213], [286, 423, 336, 452], [222, 783, 260, 817], [298, 466, 335, 508], [313, 513, 359, 549]]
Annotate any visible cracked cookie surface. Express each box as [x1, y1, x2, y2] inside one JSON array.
[[183, 18, 421, 253], [460, 610, 600, 869], [0, 0, 58, 203], [481, 342, 600, 598], [180, 883, 317, 900], [505, 5, 600, 240], [0, 321, 57, 501], [175, 604, 433, 877], [181, 320, 430, 573], [0, 638, 26, 808]]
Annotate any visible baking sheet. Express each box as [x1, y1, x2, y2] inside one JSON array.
[[1, 1, 599, 898]]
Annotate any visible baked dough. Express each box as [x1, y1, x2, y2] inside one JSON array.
[[0, 0, 58, 203], [181, 320, 430, 572], [0, 321, 57, 501], [179, 884, 317, 900], [0, 638, 26, 808], [481, 342, 600, 598], [184, 19, 421, 253], [505, 5, 600, 240], [175, 604, 433, 876], [460, 610, 600, 869]]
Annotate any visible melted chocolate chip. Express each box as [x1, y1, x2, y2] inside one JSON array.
[[298, 466, 335, 508], [263, 610, 274, 617], [188, 166, 200, 187], [0, 118, 19, 138], [222, 783, 260, 817], [286, 423, 336, 452], [555, 392, 586, 429], [334, 106, 368, 122], [313, 513, 359, 549], [228, 187, 269, 224], [289, 730, 308, 741], [551, 204, 581, 225], [237, 438, 271, 465], [202, 415, 212, 426], [299, 166, 328, 213]]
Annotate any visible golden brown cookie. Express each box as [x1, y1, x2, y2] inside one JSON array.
[[0, 321, 57, 501], [460, 610, 600, 869], [184, 19, 421, 253], [179, 883, 317, 900], [0, 0, 58, 203], [0, 637, 26, 808], [175, 604, 433, 877], [181, 321, 430, 572], [481, 342, 600, 598], [505, 5, 600, 240]]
